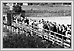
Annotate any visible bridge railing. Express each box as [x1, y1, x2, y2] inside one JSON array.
[[3, 22, 71, 48]]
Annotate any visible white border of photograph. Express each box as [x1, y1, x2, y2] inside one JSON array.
[[1, 1, 73, 50]]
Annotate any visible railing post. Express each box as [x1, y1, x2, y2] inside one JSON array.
[[62, 35, 64, 48]]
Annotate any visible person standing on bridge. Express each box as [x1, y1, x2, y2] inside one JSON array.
[[38, 20, 43, 31]]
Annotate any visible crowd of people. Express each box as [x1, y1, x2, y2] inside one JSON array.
[[10, 14, 71, 38], [3, 13, 71, 48]]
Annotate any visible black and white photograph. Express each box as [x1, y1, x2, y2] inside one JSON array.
[[1, 1, 73, 50]]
